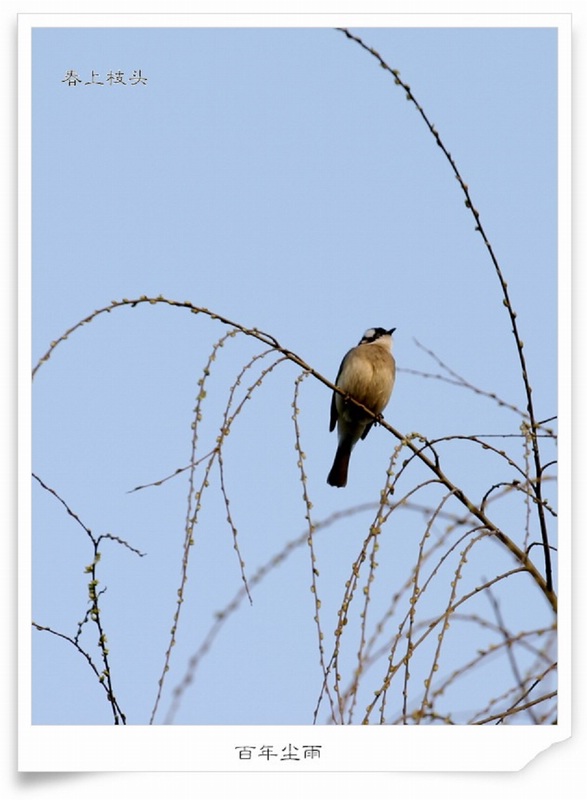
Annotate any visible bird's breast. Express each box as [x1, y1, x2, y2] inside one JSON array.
[[337, 346, 395, 415]]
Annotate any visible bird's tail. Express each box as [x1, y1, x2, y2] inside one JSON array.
[[327, 441, 352, 488]]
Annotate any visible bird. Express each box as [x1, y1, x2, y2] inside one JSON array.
[[327, 327, 396, 488]]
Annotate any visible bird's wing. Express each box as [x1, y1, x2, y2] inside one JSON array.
[[360, 421, 374, 440], [329, 389, 338, 432], [329, 352, 348, 432]]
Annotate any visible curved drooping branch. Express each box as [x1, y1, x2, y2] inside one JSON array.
[[32, 295, 557, 614], [336, 26, 554, 594]]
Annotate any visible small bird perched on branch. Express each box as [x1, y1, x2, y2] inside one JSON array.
[[327, 327, 396, 488]]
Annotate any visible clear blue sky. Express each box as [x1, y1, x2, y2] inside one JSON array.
[[27, 18, 561, 752]]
